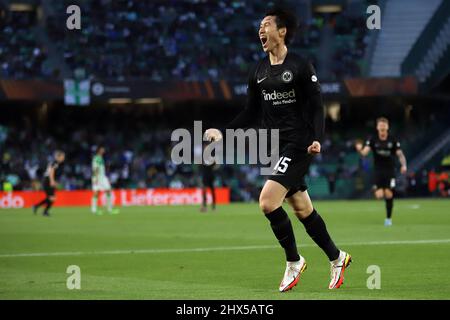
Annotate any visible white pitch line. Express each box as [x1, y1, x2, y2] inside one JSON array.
[[1, 239, 450, 258]]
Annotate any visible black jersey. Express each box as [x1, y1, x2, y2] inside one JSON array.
[[226, 52, 323, 151], [201, 163, 214, 182], [201, 157, 215, 183], [43, 161, 63, 184], [365, 136, 401, 174]]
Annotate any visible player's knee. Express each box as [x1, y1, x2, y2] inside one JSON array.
[[384, 189, 393, 199], [374, 190, 384, 199], [292, 203, 313, 219], [259, 198, 279, 214], [293, 207, 310, 219]]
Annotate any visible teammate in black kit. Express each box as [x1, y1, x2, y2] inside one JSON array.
[[33, 150, 65, 216], [200, 142, 217, 212], [200, 158, 217, 212], [204, 8, 351, 291], [356, 117, 407, 226]]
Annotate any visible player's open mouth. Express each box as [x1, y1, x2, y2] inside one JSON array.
[[260, 36, 268, 46]]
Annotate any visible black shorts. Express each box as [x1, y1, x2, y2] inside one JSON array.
[[43, 181, 55, 197], [373, 171, 396, 190], [268, 146, 312, 198], [202, 177, 214, 189]]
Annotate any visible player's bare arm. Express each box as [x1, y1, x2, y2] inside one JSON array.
[[49, 166, 56, 187], [396, 149, 407, 174]]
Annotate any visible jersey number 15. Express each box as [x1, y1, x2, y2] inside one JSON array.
[[274, 157, 292, 173]]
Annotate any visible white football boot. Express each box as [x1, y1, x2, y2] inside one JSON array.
[[279, 255, 307, 292], [329, 250, 352, 289]]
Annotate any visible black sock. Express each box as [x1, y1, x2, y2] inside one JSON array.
[[201, 189, 207, 207], [35, 198, 47, 208], [265, 207, 300, 262], [43, 199, 53, 215], [299, 209, 340, 261], [211, 187, 216, 209], [385, 198, 393, 219]]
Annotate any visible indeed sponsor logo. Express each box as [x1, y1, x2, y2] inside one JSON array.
[[262, 89, 296, 101]]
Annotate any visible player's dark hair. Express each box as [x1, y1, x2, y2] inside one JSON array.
[[265, 7, 298, 45], [376, 117, 389, 125]]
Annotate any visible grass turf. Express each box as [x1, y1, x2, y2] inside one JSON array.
[[0, 199, 449, 300]]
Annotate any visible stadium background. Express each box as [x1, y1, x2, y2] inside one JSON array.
[[0, 0, 450, 301], [1, 0, 449, 205]]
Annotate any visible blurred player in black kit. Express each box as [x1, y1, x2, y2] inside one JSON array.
[[33, 150, 65, 216], [356, 117, 407, 226], [204, 8, 351, 292], [200, 158, 217, 212]]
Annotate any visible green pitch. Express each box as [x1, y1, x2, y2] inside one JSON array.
[[1, 199, 449, 300]]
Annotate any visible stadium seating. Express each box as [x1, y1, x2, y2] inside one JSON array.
[[370, 0, 442, 77], [0, 4, 48, 78], [1, 106, 447, 201], [2, 0, 370, 81]]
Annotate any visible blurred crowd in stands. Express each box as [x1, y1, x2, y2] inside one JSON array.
[[1, 0, 370, 81], [1, 108, 449, 201], [0, 6, 48, 78], [1, 0, 449, 201], [0, 122, 260, 201]]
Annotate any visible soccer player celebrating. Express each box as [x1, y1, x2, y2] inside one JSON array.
[[33, 150, 65, 216], [204, 8, 351, 291], [91, 146, 118, 215], [355, 117, 407, 226]]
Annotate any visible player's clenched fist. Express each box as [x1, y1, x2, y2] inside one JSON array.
[[307, 141, 321, 154], [204, 128, 223, 142]]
